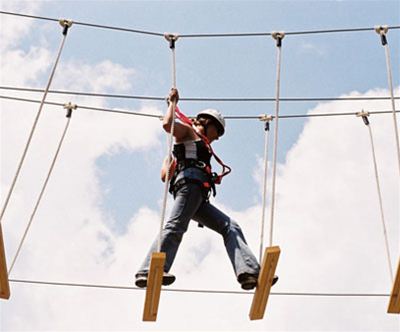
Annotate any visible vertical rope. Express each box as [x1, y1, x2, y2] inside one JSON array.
[[375, 26, 400, 273], [259, 117, 271, 261], [158, 34, 178, 252], [383, 42, 400, 176], [268, 32, 284, 247], [0, 21, 72, 224], [8, 104, 76, 275], [358, 112, 394, 282]]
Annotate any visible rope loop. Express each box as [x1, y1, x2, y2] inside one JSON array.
[[63, 102, 77, 118], [164, 33, 179, 49], [374, 25, 388, 45], [59, 18, 73, 35], [272, 31, 285, 47]]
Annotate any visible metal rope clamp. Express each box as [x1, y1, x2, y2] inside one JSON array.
[[356, 110, 370, 126], [59, 18, 73, 35], [374, 25, 389, 46], [63, 102, 77, 118], [259, 114, 273, 131], [271, 31, 285, 47], [164, 33, 179, 49]]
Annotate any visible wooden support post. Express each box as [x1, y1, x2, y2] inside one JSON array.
[[142, 252, 166, 321], [0, 223, 10, 299], [388, 259, 400, 314], [249, 246, 280, 320]]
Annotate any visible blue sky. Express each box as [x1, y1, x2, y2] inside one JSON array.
[[1, 0, 399, 331], [33, 0, 400, 218]]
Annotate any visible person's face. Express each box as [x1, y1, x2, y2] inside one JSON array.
[[206, 122, 220, 143]]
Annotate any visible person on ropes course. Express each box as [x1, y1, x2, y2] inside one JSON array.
[[135, 88, 278, 290]]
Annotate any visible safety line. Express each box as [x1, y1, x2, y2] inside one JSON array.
[[0, 24, 70, 224], [1, 94, 399, 120], [1, 10, 399, 38], [1, 86, 399, 103], [8, 279, 390, 297], [8, 105, 75, 276], [268, 33, 284, 247]]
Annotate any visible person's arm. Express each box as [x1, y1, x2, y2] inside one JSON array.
[[162, 88, 194, 141]]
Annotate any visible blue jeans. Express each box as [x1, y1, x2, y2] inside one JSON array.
[[137, 182, 260, 281]]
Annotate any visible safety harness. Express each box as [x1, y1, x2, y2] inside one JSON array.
[[170, 106, 232, 197]]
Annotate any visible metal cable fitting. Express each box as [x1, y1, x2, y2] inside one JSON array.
[[272, 31, 285, 47], [356, 110, 370, 126], [374, 25, 389, 45], [63, 102, 77, 118], [59, 19, 73, 35], [164, 33, 179, 49]]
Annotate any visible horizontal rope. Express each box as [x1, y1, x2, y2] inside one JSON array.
[[0, 94, 162, 118], [0, 11, 164, 37], [1, 11, 399, 38], [1, 86, 399, 103], [9, 279, 390, 297], [1, 94, 399, 120]]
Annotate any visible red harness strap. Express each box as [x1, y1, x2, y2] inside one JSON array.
[[175, 106, 232, 184]]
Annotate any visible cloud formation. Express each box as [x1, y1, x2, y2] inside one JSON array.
[[0, 1, 399, 331]]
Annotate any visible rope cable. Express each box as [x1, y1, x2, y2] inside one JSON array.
[[7, 105, 75, 276], [259, 118, 272, 261], [8, 278, 391, 297], [1, 94, 399, 120], [364, 115, 394, 282], [1, 85, 399, 103], [268, 33, 284, 247], [0, 24, 71, 224], [1, 11, 399, 38], [158, 35, 178, 252], [382, 32, 400, 175]]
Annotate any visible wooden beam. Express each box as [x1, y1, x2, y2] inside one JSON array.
[[249, 246, 280, 320], [142, 252, 166, 321], [0, 223, 10, 300], [388, 258, 400, 314]]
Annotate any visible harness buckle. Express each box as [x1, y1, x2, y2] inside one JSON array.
[[195, 161, 206, 169]]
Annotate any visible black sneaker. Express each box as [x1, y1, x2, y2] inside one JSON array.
[[272, 275, 279, 286], [238, 273, 279, 290], [135, 272, 176, 288], [238, 273, 258, 290]]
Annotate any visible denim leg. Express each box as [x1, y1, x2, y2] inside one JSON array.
[[137, 183, 204, 274], [193, 202, 260, 279]]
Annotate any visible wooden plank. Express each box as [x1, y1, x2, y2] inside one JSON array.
[[142, 252, 166, 321], [0, 223, 10, 300], [249, 246, 280, 320], [388, 259, 400, 314]]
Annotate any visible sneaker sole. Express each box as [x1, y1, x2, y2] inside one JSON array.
[[135, 275, 176, 288]]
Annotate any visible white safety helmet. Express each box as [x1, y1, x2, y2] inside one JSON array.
[[196, 108, 225, 136]]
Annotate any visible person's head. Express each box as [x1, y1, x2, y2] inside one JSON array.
[[194, 109, 225, 143]]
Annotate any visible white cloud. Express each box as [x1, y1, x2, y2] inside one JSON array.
[[0, 4, 399, 331]]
